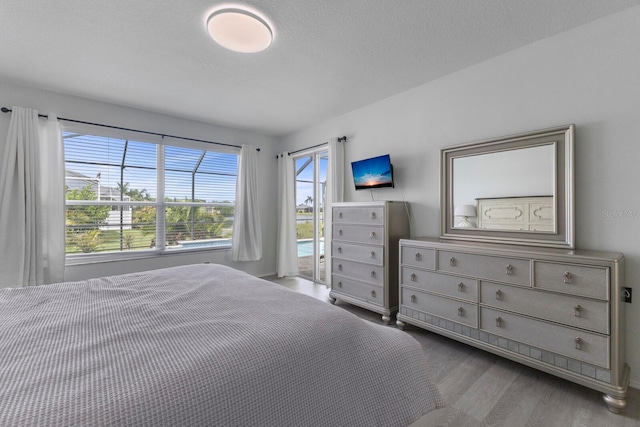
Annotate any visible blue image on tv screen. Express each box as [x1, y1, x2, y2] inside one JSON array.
[[351, 154, 394, 190]]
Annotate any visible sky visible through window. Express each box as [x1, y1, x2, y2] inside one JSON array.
[[63, 133, 238, 202], [295, 155, 327, 206]]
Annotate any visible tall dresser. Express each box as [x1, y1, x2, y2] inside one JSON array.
[[397, 237, 628, 413], [329, 201, 409, 324]]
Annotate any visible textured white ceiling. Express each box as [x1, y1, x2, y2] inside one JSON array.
[[1, 0, 639, 137]]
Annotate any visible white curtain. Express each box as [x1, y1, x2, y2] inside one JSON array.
[[276, 153, 298, 277], [0, 106, 65, 287], [231, 144, 263, 261], [323, 138, 345, 287]]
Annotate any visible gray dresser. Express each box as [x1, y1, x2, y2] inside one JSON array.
[[476, 196, 554, 231], [397, 237, 628, 413], [329, 201, 409, 324]]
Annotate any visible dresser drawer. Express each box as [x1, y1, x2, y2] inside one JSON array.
[[534, 261, 609, 300], [480, 307, 610, 368], [333, 206, 384, 225], [332, 241, 384, 266], [332, 275, 383, 306], [529, 223, 554, 232], [478, 200, 527, 227], [529, 201, 553, 225], [332, 258, 384, 285], [438, 250, 530, 286], [401, 288, 478, 328], [401, 267, 477, 302], [480, 281, 609, 334], [401, 245, 436, 270], [479, 223, 528, 231], [333, 224, 384, 245]]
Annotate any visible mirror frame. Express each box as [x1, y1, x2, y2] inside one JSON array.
[[440, 124, 575, 249]]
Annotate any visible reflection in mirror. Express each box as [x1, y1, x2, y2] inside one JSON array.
[[452, 144, 555, 231], [440, 124, 574, 249]]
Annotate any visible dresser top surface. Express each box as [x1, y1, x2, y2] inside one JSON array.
[[401, 237, 624, 263]]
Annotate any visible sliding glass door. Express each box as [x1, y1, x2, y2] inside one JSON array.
[[294, 149, 328, 283]]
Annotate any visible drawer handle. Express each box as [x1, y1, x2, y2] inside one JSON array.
[[505, 264, 513, 275], [563, 271, 573, 284], [458, 282, 464, 292], [449, 257, 456, 266], [410, 294, 417, 303], [371, 290, 377, 298], [337, 247, 342, 253], [337, 281, 342, 288], [495, 290, 503, 300], [575, 337, 582, 350], [574, 305, 582, 317], [496, 317, 502, 327], [410, 273, 417, 282], [415, 252, 421, 261], [370, 231, 377, 239], [370, 271, 376, 278], [339, 212, 343, 218], [457, 307, 465, 317], [338, 229, 343, 236], [370, 251, 375, 258], [370, 211, 376, 219], [338, 264, 343, 271]]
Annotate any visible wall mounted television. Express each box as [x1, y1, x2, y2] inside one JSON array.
[[351, 154, 394, 190]]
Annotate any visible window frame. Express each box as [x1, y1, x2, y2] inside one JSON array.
[[62, 123, 240, 266]]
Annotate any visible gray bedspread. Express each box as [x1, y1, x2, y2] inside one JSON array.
[[0, 264, 443, 426]]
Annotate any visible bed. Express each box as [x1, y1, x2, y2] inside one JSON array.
[[0, 264, 443, 426]]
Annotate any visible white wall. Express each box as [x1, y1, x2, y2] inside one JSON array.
[[0, 81, 279, 279], [281, 7, 640, 387], [453, 144, 555, 207]]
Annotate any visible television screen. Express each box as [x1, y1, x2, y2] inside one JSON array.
[[351, 154, 394, 190]]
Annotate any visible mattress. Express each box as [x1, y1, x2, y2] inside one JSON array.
[[0, 263, 443, 426]]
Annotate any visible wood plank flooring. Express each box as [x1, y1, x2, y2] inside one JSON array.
[[268, 276, 640, 427]]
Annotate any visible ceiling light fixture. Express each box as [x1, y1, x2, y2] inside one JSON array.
[[206, 7, 273, 53]]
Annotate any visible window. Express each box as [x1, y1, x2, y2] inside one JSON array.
[[63, 126, 238, 259]]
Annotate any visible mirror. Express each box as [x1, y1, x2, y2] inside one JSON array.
[[441, 125, 574, 248]]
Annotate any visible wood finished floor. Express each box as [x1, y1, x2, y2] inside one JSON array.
[[268, 276, 640, 427]]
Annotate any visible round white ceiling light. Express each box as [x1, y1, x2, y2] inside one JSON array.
[[206, 8, 273, 53]]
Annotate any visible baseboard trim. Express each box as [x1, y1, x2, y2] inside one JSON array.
[[257, 272, 277, 278]]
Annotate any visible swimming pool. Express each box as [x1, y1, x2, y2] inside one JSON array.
[[179, 239, 233, 249], [296, 240, 325, 257], [179, 238, 324, 258]]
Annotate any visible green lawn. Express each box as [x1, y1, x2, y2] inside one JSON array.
[[66, 228, 154, 254]]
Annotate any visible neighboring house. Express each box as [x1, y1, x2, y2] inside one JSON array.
[[65, 170, 132, 230], [296, 204, 313, 213]]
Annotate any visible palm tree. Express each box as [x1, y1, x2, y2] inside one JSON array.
[[304, 195, 313, 206], [116, 182, 130, 199]]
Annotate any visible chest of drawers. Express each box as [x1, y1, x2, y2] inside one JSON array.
[[329, 201, 409, 324], [397, 237, 628, 413], [477, 196, 554, 231]]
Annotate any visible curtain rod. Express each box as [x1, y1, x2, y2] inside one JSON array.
[[0, 106, 259, 152], [276, 136, 346, 158]]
